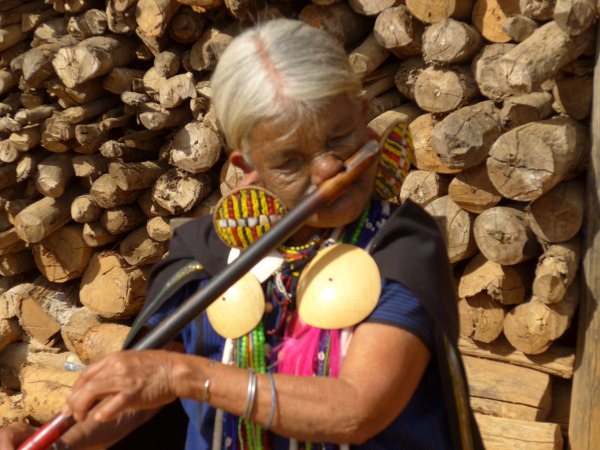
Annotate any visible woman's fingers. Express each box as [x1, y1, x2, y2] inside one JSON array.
[[0, 422, 35, 450], [62, 350, 177, 423]]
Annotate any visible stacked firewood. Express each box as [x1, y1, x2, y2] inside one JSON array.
[[0, 0, 595, 447]]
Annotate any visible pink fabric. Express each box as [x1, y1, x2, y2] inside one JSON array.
[[274, 312, 340, 378]]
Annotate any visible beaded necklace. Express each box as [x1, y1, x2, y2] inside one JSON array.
[[226, 199, 389, 450]]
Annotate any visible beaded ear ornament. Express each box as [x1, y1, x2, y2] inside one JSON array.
[[213, 185, 288, 250], [374, 121, 413, 200]]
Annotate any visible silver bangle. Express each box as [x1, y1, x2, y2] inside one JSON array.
[[241, 369, 257, 421], [202, 378, 210, 403]]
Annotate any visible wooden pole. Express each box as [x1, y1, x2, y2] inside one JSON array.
[[569, 24, 600, 450]]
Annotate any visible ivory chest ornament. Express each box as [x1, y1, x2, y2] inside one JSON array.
[[297, 244, 381, 330]]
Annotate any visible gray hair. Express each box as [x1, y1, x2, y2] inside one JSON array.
[[211, 19, 362, 162]]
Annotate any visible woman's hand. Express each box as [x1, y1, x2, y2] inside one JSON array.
[[62, 350, 179, 424], [0, 422, 35, 450]]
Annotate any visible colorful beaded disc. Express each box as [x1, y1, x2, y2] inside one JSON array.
[[374, 122, 413, 199], [213, 186, 288, 250]]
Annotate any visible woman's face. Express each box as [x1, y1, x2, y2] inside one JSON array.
[[245, 93, 378, 230]]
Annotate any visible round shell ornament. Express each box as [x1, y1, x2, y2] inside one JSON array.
[[374, 121, 413, 200], [213, 186, 288, 249], [296, 244, 381, 330], [206, 271, 265, 339]]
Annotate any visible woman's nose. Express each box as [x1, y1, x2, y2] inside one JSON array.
[[311, 154, 344, 187]]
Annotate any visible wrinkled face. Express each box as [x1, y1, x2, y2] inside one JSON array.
[[246, 94, 378, 230]]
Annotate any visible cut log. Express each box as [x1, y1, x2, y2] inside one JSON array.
[[474, 413, 563, 449], [152, 168, 214, 215], [298, 2, 370, 47], [459, 253, 534, 305], [519, 0, 556, 20], [13, 185, 83, 244], [532, 238, 582, 304], [60, 306, 100, 357], [103, 67, 145, 95], [169, 6, 206, 44], [153, 47, 182, 78], [135, 0, 181, 38], [66, 8, 107, 39], [138, 102, 193, 130], [52, 34, 137, 88], [72, 154, 110, 179], [367, 104, 422, 137], [100, 205, 146, 235], [463, 355, 552, 419], [408, 113, 461, 174], [399, 170, 450, 207], [478, 21, 595, 100], [448, 163, 502, 214], [471, 0, 521, 43], [44, 77, 107, 108], [422, 18, 482, 64], [405, 0, 474, 23], [487, 117, 589, 202], [71, 194, 102, 223], [170, 121, 221, 173], [108, 160, 170, 191], [158, 72, 197, 109], [473, 204, 542, 265], [146, 216, 171, 241], [106, 0, 136, 34], [82, 221, 118, 247], [501, 14, 539, 42], [20, 41, 64, 90], [79, 322, 130, 365], [472, 43, 516, 101], [119, 226, 169, 266], [100, 141, 151, 162], [7, 126, 41, 153], [32, 223, 93, 283], [504, 282, 580, 354], [79, 250, 150, 319], [458, 293, 506, 343], [89, 173, 138, 209], [361, 63, 401, 101], [348, 32, 390, 79], [14, 103, 60, 126], [365, 89, 403, 123], [34, 152, 75, 198], [552, 74, 593, 120], [0, 318, 21, 352], [431, 100, 503, 170], [137, 188, 171, 217], [189, 26, 234, 72], [424, 195, 477, 264], [373, 5, 423, 58], [0, 391, 24, 425], [394, 57, 427, 102], [348, 0, 396, 16], [459, 336, 574, 378], [0, 24, 23, 52], [554, 0, 597, 35], [499, 91, 554, 129], [0, 227, 27, 257], [20, 365, 79, 424], [414, 65, 479, 113], [528, 179, 585, 246], [218, 159, 243, 197]]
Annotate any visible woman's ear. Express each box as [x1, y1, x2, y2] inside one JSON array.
[[230, 150, 263, 187]]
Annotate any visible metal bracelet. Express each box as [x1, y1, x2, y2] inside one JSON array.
[[202, 378, 211, 403], [241, 369, 257, 421]]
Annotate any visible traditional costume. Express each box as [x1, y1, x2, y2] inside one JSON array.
[[129, 195, 482, 450]]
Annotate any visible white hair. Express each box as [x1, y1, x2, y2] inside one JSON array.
[[211, 19, 362, 162]]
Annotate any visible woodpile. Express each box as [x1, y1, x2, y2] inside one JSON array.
[[0, 0, 595, 447]]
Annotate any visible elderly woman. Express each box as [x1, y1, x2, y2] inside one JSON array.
[[0, 19, 481, 450]]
